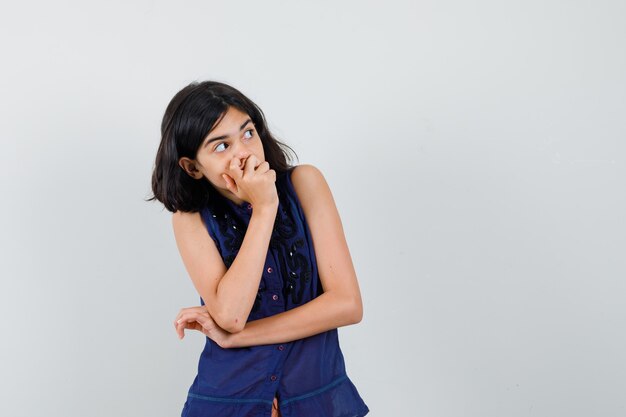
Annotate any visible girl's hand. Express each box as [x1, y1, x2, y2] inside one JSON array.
[[174, 306, 233, 348], [222, 154, 278, 210]]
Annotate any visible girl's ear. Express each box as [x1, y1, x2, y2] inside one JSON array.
[[179, 157, 203, 179]]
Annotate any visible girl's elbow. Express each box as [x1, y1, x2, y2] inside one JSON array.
[[346, 297, 363, 324], [352, 304, 363, 324], [216, 317, 245, 334], [226, 322, 245, 334], [213, 307, 246, 334]]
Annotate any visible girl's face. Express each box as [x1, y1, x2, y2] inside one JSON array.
[[179, 106, 266, 203]]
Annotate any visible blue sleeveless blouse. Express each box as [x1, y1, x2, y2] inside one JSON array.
[[181, 166, 370, 417]]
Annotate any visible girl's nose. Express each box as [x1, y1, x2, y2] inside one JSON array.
[[230, 140, 248, 159], [235, 151, 250, 168]]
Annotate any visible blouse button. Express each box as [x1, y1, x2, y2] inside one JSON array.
[[278, 345, 285, 351], [267, 267, 273, 274], [272, 294, 279, 301], [270, 375, 277, 381], [246, 203, 252, 210]]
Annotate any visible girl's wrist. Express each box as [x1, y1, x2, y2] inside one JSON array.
[[252, 202, 278, 218]]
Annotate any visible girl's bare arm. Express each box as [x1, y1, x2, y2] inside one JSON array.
[[226, 164, 364, 347], [172, 202, 277, 333]]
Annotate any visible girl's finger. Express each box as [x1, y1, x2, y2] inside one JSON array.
[[228, 157, 244, 179], [177, 311, 209, 327], [177, 319, 199, 339], [175, 320, 185, 339], [223, 174, 236, 190], [195, 315, 212, 330], [243, 154, 257, 176], [177, 315, 191, 327], [175, 306, 208, 323], [255, 161, 270, 173], [175, 306, 194, 322], [178, 312, 210, 330], [175, 307, 212, 339]]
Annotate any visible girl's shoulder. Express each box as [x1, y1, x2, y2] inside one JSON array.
[[287, 162, 322, 188], [287, 164, 334, 213], [288, 163, 325, 184]]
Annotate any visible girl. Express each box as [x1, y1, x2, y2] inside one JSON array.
[[148, 81, 370, 417]]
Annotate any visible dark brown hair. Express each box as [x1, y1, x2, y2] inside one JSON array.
[[146, 81, 298, 213]]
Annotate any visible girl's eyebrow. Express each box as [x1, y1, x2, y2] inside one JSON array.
[[203, 119, 253, 148]]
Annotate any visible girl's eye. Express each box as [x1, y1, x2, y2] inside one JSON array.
[[214, 129, 255, 153]]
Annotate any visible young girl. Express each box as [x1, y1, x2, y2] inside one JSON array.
[[149, 81, 370, 417]]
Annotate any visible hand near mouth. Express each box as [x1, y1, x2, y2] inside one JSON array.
[[222, 155, 278, 210]]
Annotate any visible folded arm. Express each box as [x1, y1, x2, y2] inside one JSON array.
[[227, 283, 361, 347], [226, 164, 365, 347], [172, 202, 278, 334], [177, 164, 365, 345]]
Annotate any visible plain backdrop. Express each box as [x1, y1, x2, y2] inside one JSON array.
[[1, 1, 625, 416]]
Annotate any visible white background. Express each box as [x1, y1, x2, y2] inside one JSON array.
[[1, 1, 625, 416]]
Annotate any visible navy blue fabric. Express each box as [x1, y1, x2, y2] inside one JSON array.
[[181, 166, 369, 417]]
